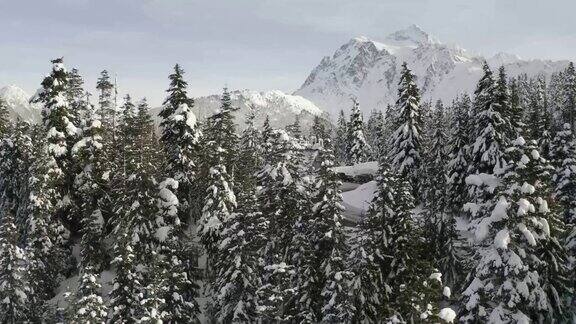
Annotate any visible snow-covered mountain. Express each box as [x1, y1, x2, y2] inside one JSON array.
[[295, 24, 569, 118], [1, 85, 324, 132], [0, 85, 41, 123], [152, 89, 325, 131]]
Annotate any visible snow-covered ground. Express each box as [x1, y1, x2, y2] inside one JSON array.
[[341, 180, 376, 223]]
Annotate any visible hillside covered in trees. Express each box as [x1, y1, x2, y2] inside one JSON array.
[[0, 57, 575, 323]]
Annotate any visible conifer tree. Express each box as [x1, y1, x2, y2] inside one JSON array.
[[310, 115, 328, 145], [469, 62, 509, 176], [442, 95, 471, 287], [109, 234, 143, 323], [551, 123, 576, 226], [462, 137, 570, 322], [139, 252, 168, 323], [72, 104, 106, 270], [212, 208, 261, 322], [235, 112, 263, 206], [390, 62, 422, 195], [526, 76, 551, 150], [198, 149, 236, 264], [286, 114, 302, 140], [256, 130, 307, 320], [202, 88, 238, 175], [562, 62, 576, 130], [0, 212, 31, 323], [22, 130, 71, 313], [346, 99, 370, 164], [69, 267, 107, 324], [155, 178, 201, 322], [96, 70, 116, 131], [366, 109, 384, 159], [312, 140, 354, 322], [34, 58, 80, 231], [159, 64, 202, 222], [334, 110, 348, 165]]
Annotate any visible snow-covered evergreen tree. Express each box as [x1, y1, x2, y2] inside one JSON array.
[[69, 267, 107, 324], [34, 58, 80, 231], [310, 115, 328, 145], [155, 178, 201, 322], [562, 62, 576, 130], [212, 207, 261, 322], [95, 70, 116, 132], [198, 153, 237, 258], [159, 64, 202, 222], [72, 104, 106, 270], [22, 129, 71, 315], [441, 95, 471, 288], [551, 123, 576, 227], [334, 109, 348, 165], [0, 212, 31, 323], [390, 62, 422, 196], [469, 62, 510, 176], [366, 109, 384, 159], [202, 88, 238, 176], [109, 234, 143, 323], [312, 140, 354, 322], [256, 130, 307, 320], [346, 99, 370, 164], [462, 136, 571, 322], [235, 111, 263, 206]]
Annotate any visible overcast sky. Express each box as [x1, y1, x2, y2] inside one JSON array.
[[1, 0, 575, 106]]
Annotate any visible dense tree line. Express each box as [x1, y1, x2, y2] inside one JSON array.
[[0, 58, 575, 323]]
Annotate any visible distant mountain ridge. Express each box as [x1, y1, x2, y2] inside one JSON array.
[[1, 25, 570, 125], [294, 24, 569, 118]]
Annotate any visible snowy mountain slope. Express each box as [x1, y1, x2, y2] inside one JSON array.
[[151, 89, 326, 132], [0, 85, 41, 123], [295, 24, 569, 118]]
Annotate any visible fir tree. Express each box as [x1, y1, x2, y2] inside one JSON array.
[[346, 99, 370, 164], [212, 208, 261, 322], [286, 114, 302, 140], [551, 123, 576, 226], [256, 130, 307, 320], [310, 115, 328, 145], [334, 110, 348, 165], [155, 178, 201, 322], [312, 140, 355, 322], [72, 103, 106, 270], [562, 62, 576, 130], [139, 252, 168, 323], [442, 95, 471, 287], [202, 88, 239, 175], [390, 62, 422, 196], [69, 267, 107, 324], [0, 212, 31, 323], [159, 64, 202, 223], [365, 109, 384, 159], [96, 70, 116, 131], [235, 111, 263, 206], [198, 153, 236, 257], [462, 137, 570, 322], [34, 58, 80, 231], [469, 62, 509, 176], [526, 76, 552, 159], [22, 130, 71, 313], [109, 234, 143, 323]]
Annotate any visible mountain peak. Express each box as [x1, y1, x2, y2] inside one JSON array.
[[385, 24, 438, 46]]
